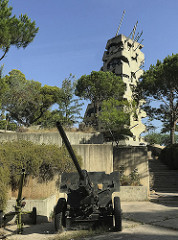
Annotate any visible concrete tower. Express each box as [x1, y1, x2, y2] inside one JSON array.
[[84, 16, 146, 143], [100, 33, 146, 142]]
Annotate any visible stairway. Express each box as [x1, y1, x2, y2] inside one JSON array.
[[149, 156, 178, 193]]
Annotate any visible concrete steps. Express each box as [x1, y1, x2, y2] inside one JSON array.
[[149, 158, 178, 193]]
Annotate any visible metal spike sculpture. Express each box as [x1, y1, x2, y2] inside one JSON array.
[[132, 21, 138, 40], [116, 10, 126, 36]]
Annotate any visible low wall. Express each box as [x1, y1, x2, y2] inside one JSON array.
[[113, 146, 149, 190], [0, 131, 104, 145], [113, 186, 148, 201], [5, 195, 56, 221]]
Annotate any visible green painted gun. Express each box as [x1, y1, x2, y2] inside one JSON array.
[[1, 168, 37, 234]]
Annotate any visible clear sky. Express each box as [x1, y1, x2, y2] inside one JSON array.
[[1, 0, 178, 126]]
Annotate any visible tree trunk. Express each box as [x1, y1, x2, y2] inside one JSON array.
[[170, 119, 176, 144], [169, 89, 176, 144], [93, 100, 98, 128], [170, 127, 175, 144]]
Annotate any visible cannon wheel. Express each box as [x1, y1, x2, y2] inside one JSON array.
[[113, 196, 122, 231], [0, 210, 3, 228], [31, 207, 37, 225], [54, 198, 67, 232]]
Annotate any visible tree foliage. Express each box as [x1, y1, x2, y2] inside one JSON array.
[[98, 98, 134, 142], [38, 74, 84, 128], [135, 54, 178, 144], [75, 71, 126, 127], [99, 99, 130, 127], [0, 0, 39, 61], [75, 71, 125, 102], [58, 74, 84, 127], [1, 70, 62, 127], [144, 132, 178, 146]]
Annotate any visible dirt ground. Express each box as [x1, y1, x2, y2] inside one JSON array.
[[0, 220, 130, 240], [0, 221, 57, 240], [0, 219, 141, 240]]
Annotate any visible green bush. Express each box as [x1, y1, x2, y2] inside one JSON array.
[[119, 166, 141, 186], [159, 144, 178, 170], [144, 133, 178, 145], [0, 140, 82, 210], [0, 120, 17, 131], [0, 162, 10, 210]]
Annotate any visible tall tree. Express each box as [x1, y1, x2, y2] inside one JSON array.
[[0, 65, 7, 107], [1, 70, 61, 126], [135, 54, 178, 144], [75, 71, 126, 126], [0, 0, 39, 61], [58, 74, 84, 127]]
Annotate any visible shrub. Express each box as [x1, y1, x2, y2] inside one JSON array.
[[119, 166, 141, 186], [0, 162, 10, 210], [159, 144, 178, 170], [0, 120, 17, 131], [144, 133, 178, 146], [0, 140, 82, 210]]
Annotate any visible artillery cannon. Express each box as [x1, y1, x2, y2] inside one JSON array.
[[0, 168, 37, 234], [54, 122, 122, 231]]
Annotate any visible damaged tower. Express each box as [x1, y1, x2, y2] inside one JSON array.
[[84, 14, 146, 143]]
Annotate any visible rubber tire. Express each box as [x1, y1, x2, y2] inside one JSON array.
[[31, 207, 37, 225], [0, 210, 3, 228], [55, 212, 64, 232], [54, 198, 67, 232], [113, 196, 122, 231], [54, 198, 67, 214]]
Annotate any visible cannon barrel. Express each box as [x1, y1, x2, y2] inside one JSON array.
[[56, 122, 84, 180]]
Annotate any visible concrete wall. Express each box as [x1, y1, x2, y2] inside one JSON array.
[[113, 186, 148, 201], [113, 146, 149, 189], [73, 144, 113, 174], [6, 195, 56, 221], [0, 131, 104, 145]]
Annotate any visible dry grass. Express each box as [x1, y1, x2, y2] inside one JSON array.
[[52, 227, 109, 240]]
